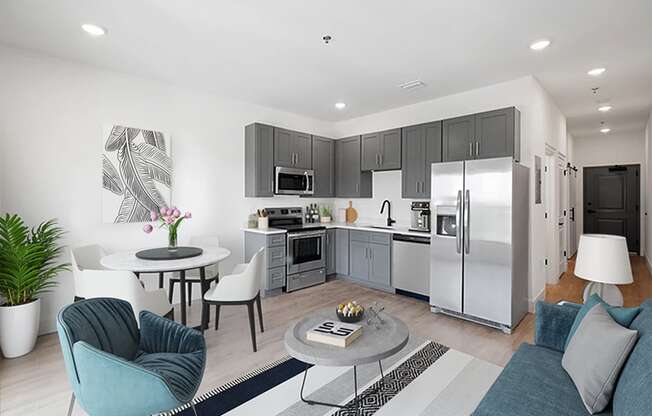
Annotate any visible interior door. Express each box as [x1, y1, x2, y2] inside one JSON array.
[[463, 157, 512, 325], [584, 165, 640, 253], [430, 161, 464, 313], [568, 167, 577, 256], [557, 158, 567, 276]]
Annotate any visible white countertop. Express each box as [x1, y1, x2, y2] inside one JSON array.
[[243, 223, 430, 238]]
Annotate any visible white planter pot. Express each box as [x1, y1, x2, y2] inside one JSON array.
[[0, 298, 41, 358]]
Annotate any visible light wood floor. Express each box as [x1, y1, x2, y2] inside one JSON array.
[[1, 256, 650, 415]]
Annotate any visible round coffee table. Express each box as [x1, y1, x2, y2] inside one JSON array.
[[284, 308, 409, 414]]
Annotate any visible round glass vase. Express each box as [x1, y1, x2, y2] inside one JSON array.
[[168, 228, 178, 252]]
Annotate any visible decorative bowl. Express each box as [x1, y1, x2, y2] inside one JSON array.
[[336, 307, 365, 323]]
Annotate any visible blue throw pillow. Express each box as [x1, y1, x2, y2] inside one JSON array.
[[564, 293, 641, 350]]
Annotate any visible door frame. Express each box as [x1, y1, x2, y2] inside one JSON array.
[[580, 163, 642, 255]]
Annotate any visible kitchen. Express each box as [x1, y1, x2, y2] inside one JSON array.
[[244, 106, 528, 332]]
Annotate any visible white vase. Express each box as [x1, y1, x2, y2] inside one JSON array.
[[258, 217, 269, 229], [0, 298, 41, 358]]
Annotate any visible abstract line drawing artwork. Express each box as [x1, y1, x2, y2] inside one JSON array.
[[102, 125, 172, 223]]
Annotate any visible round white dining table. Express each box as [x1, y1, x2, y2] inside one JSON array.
[[101, 246, 231, 327]]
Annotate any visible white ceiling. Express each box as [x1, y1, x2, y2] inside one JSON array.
[[1, 0, 651, 137]]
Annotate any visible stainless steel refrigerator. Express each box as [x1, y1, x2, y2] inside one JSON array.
[[430, 157, 529, 333]]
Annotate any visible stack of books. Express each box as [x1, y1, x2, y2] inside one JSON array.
[[306, 320, 363, 348]]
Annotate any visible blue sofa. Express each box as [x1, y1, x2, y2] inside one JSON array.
[[57, 298, 206, 416], [473, 299, 652, 416]]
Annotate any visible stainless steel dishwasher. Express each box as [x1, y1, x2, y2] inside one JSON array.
[[392, 233, 430, 299]]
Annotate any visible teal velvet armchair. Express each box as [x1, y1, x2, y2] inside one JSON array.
[[56, 297, 206, 416]]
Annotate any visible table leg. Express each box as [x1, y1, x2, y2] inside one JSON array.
[[200, 266, 209, 332], [179, 270, 187, 325], [299, 363, 361, 414]]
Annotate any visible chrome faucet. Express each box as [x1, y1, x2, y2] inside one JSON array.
[[380, 200, 396, 227]]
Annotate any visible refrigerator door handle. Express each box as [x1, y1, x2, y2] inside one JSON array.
[[464, 189, 470, 254], [456, 190, 462, 253]]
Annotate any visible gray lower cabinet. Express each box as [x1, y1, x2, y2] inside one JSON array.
[[310, 136, 335, 197], [401, 121, 442, 198], [442, 107, 520, 162], [274, 127, 312, 169], [326, 229, 336, 275], [244, 232, 287, 292], [244, 123, 274, 197], [335, 136, 372, 197], [348, 230, 391, 288], [335, 229, 349, 275], [361, 129, 401, 171]]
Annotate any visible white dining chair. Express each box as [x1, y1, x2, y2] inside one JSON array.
[[169, 236, 221, 306], [71, 245, 173, 320], [203, 248, 264, 352]]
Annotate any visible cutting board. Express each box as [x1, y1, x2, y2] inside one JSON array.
[[345, 201, 358, 223]]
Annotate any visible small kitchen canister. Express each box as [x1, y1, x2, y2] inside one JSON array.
[[258, 216, 269, 229]]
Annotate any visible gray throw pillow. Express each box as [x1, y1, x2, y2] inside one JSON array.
[[562, 303, 638, 414]]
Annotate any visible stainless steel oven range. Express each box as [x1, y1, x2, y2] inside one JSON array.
[[265, 207, 326, 292]]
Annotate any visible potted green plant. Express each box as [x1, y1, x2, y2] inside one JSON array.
[[320, 206, 332, 223], [0, 214, 69, 358]]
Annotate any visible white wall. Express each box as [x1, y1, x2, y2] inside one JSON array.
[[0, 45, 336, 334], [332, 75, 568, 307], [571, 131, 647, 255]]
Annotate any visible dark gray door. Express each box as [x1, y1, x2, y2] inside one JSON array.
[[293, 132, 312, 169], [361, 132, 381, 171], [244, 123, 274, 197], [311, 136, 334, 197], [443, 115, 475, 162], [379, 129, 401, 170], [369, 243, 390, 286], [584, 165, 640, 252], [335, 229, 349, 275], [336, 137, 358, 196], [274, 128, 294, 168], [475, 108, 515, 159]]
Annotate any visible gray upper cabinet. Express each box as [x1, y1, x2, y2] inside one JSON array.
[[274, 127, 312, 169], [362, 129, 401, 171], [335, 136, 372, 198], [310, 136, 335, 197], [475, 107, 520, 161], [401, 121, 442, 198], [443, 115, 475, 162], [245, 123, 274, 197], [442, 107, 520, 162]]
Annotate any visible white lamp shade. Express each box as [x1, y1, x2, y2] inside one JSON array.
[[574, 234, 633, 285]]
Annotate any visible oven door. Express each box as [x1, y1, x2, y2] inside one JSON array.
[[287, 231, 326, 274], [275, 167, 314, 195]]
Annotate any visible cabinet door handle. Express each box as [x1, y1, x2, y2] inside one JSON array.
[[469, 142, 473, 157], [380, 154, 383, 166], [356, 183, 359, 193], [475, 141, 479, 156]]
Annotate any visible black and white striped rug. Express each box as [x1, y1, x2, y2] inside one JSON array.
[[166, 339, 501, 416]]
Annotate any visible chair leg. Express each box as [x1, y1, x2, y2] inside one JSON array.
[[188, 282, 193, 307], [255, 293, 264, 333], [168, 281, 175, 305], [67, 393, 75, 416], [158, 272, 164, 289], [214, 304, 220, 330], [247, 302, 257, 352]]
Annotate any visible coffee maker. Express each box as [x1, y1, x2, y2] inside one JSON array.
[[409, 201, 431, 233]]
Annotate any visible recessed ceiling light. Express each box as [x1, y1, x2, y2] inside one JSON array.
[[600, 127, 611, 134], [529, 39, 551, 51], [597, 104, 612, 112], [81, 24, 106, 37], [334, 102, 346, 110], [588, 67, 606, 76]]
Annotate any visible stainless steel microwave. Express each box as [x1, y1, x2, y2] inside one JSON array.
[[275, 166, 314, 195]]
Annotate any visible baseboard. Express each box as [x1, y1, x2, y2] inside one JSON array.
[[528, 288, 545, 313]]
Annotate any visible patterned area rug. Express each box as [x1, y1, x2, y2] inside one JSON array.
[[166, 339, 502, 416]]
